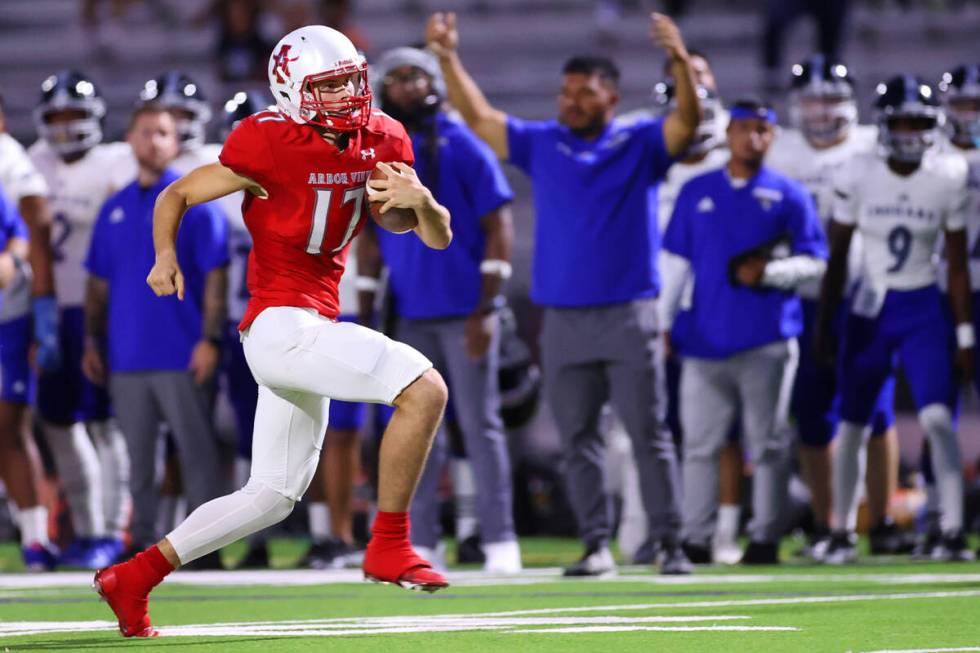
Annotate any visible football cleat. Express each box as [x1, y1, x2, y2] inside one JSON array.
[[363, 542, 449, 593], [22, 543, 59, 572], [93, 566, 158, 638], [824, 531, 858, 565], [60, 538, 114, 570], [562, 544, 616, 577]]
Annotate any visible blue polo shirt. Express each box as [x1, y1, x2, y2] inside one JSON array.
[[85, 170, 229, 373], [506, 115, 674, 307], [376, 113, 513, 319], [664, 166, 826, 359]]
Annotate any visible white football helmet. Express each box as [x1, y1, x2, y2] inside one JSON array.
[[268, 25, 371, 131]]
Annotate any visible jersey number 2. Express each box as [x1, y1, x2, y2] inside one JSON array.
[[306, 187, 365, 255]]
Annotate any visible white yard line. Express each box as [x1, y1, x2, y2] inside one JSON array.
[[4, 569, 980, 590], [507, 626, 800, 634]]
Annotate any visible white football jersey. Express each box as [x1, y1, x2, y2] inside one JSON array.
[[218, 190, 250, 323], [27, 140, 133, 307], [0, 133, 49, 201], [768, 125, 878, 299], [833, 149, 969, 313], [658, 147, 729, 232]]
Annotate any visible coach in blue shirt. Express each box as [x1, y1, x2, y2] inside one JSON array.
[[82, 105, 229, 552], [359, 46, 521, 573], [427, 12, 702, 575], [660, 99, 827, 564]]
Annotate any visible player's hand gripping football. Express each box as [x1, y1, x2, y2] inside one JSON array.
[[649, 12, 689, 62], [366, 162, 430, 215], [146, 251, 186, 301], [426, 12, 458, 59]]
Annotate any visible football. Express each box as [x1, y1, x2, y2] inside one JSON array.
[[367, 166, 419, 234]]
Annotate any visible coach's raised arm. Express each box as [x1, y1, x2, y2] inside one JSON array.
[[426, 11, 701, 158]]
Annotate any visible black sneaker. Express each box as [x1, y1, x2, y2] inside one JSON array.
[[932, 530, 976, 562], [182, 550, 224, 571], [456, 534, 486, 565], [910, 527, 942, 561], [562, 543, 615, 577], [658, 539, 693, 575], [740, 540, 779, 565], [868, 518, 916, 555], [796, 525, 831, 562], [681, 540, 712, 565], [823, 531, 858, 565], [300, 539, 335, 569], [236, 542, 270, 569]]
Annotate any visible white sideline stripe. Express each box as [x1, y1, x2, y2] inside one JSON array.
[[473, 589, 980, 617], [508, 626, 800, 634], [0, 615, 750, 636], [5, 569, 980, 589]]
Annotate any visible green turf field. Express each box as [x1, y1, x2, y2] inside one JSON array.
[[2, 537, 979, 652]]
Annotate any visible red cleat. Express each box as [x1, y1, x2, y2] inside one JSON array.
[[93, 566, 159, 637], [363, 542, 449, 593]]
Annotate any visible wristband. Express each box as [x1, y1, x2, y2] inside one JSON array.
[[956, 322, 975, 349], [480, 259, 512, 280], [355, 276, 381, 292]]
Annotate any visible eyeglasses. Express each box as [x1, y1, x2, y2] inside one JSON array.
[[383, 70, 429, 88]]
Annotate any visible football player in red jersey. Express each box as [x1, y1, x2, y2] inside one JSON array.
[[93, 25, 452, 638]]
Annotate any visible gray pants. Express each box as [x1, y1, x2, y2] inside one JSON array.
[[109, 371, 222, 546], [399, 316, 516, 548], [541, 298, 682, 547], [680, 339, 798, 544]]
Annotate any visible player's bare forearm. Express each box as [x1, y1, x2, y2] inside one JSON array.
[[944, 229, 972, 327], [84, 276, 109, 340], [202, 266, 228, 341], [816, 221, 854, 340], [413, 189, 452, 250], [478, 204, 514, 302], [356, 226, 382, 325], [154, 163, 257, 258], [19, 195, 56, 296]]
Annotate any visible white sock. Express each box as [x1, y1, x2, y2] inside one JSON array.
[[450, 458, 478, 540], [88, 420, 130, 538], [168, 480, 295, 565], [43, 422, 105, 538], [19, 506, 50, 547], [308, 502, 330, 542], [715, 504, 741, 542], [831, 421, 867, 532], [918, 404, 963, 533]]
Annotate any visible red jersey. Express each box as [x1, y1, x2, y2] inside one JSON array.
[[219, 109, 414, 330]]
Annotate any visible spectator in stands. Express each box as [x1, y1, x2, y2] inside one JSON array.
[[427, 11, 701, 575], [81, 105, 229, 564], [361, 45, 520, 573], [660, 99, 827, 565], [198, 0, 273, 83], [319, 0, 371, 55], [761, 0, 850, 94]]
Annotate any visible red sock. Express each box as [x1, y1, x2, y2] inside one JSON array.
[[370, 511, 410, 546], [119, 545, 175, 594]]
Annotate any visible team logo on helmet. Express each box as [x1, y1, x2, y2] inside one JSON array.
[[272, 44, 299, 84]]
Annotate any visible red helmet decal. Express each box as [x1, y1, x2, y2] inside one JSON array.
[[272, 44, 299, 83]]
